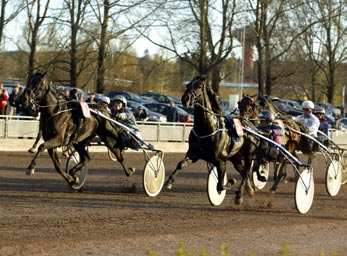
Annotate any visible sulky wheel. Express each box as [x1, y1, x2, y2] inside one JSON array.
[[66, 150, 88, 191], [252, 162, 269, 190], [325, 159, 342, 197], [295, 168, 314, 214], [143, 155, 165, 197], [207, 163, 227, 206]]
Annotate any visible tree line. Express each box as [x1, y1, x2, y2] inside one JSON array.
[[0, 0, 346, 104]]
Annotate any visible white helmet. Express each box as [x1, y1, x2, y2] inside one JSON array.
[[113, 95, 127, 106], [314, 107, 325, 114], [101, 96, 110, 105], [302, 100, 314, 109]]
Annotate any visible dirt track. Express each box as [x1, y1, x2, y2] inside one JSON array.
[[0, 151, 346, 256]]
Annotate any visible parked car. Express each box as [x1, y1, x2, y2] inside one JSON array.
[[109, 99, 166, 122], [125, 100, 167, 122], [143, 102, 193, 123], [55, 85, 89, 99], [336, 118, 347, 130], [270, 98, 303, 116], [3, 83, 26, 94], [106, 91, 143, 103], [141, 91, 182, 106], [140, 95, 158, 104]]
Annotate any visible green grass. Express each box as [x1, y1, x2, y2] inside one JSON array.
[[146, 242, 339, 256]]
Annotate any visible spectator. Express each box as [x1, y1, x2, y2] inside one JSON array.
[[166, 101, 179, 122], [7, 87, 20, 117], [0, 89, 9, 116], [134, 106, 149, 121]]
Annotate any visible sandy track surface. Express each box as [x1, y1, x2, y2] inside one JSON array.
[[0, 151, 346, 256]]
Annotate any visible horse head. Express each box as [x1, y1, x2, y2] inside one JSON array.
[[24, 71, 49, 104], [181, 75, 207, 108], [238, 94, 258, 120]]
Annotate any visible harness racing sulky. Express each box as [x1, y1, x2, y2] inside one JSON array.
[[238, 94, 347, 213], [20, 71, 165, 197]]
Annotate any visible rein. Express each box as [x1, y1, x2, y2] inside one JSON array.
[[189, 84, 228, 139]]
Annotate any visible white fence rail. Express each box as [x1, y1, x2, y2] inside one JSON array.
[[0, 115, 192, 142], [2, 115, 347, 146]]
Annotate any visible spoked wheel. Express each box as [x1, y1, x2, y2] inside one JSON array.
[[295, 168, 314, 214], [207, 163, 227, 206], [66, 150, 88, 191], [108, 149, 118, 162], [252, 162, 269, 190], [143, 155, 165, 197], [325, 159, 342, 197]]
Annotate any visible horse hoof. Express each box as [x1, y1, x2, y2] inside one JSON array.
[[234, 197, 243, 205], [165, 179, 173, 190], [28, 148, 36, 153], [26, 169, 35, 175], [228, 178, 236, 186], [247, 189, 255, 197], [125, 167, 136, 177]]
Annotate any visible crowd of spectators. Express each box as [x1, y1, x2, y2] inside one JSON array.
[[0, 81, 39, 118]]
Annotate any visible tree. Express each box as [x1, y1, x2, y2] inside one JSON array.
[[306, 0, 346, 104], [0, 1, 24, 46], [25, 0, 51, 85], [88, 0, 163, 93], [141, 0, 238, 94]]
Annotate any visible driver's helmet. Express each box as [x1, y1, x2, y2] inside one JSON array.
[[101, 96, 110, 105], [113, 95, 127, 107], [258, 110, 275, 122], [314, 107, 325, 114], [302, 100, 314, 110]]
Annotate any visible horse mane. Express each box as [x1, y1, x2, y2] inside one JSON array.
[[259, 96, 286, 117], [205, 86, 223, 115]]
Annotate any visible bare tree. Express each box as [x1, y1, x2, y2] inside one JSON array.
[[0, 1, 25, 46], [25, 0, 51, 84], [88, 0, 164, 93], [249, 0, 323, 97], [140, 0, 238, 93], [306, 0, 346, 104]]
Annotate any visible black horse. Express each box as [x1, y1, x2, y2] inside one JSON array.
[[165, 75, 260, 204], [20, 71, 135, 187]]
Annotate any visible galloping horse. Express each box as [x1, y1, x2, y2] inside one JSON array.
[[165, 75, 260, 204], [20, 71, 135, 187]]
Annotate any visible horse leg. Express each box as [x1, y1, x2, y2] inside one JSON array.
[[270, 162, 288, 193], [230, 155, 254, 205], [47, 148, 78, 185], [165, 154, 196, 189], [103, 136, 136, 177], [28, 130, 42, 153], [26, 142, 46, 175]]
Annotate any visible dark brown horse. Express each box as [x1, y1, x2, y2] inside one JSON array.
[[239, 95, 309, 193], [20, 71, 135, 187], [165, 75, 260, 204]]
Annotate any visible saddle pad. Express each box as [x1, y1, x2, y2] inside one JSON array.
[[233, 118, 244, 136], [81, 102, 91, 118]]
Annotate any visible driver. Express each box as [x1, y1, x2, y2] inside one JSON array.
[[111, 95, 149, 150]]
